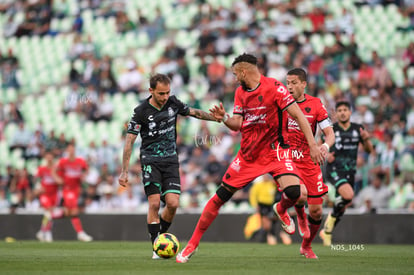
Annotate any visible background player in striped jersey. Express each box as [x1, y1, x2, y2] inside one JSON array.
[[176, 53, 324, 263], [319, 101, 373, 246], [284, 68, 335, 258]]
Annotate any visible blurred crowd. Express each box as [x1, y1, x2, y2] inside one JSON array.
[[1, 0, 414, 214]]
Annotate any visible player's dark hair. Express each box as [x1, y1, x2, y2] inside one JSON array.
[[232, 53, 258, 67], [149, 73, 171, 89], [335, 101, 351, 110], [287, 68, 307, 82]]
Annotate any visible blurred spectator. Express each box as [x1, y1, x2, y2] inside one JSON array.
[[115, 11, 135, 34], [403, 42, 414, 85], [25, 129, 45, 160], [9, 122, 32, 154], [118, 60, 144, 93], [63, 82, 82, 114], [4, 102, 24, 124], [93, 92, 114, 122], [72, 13, 84, 33], [3, 14, 19, 38], [355, 173, 394, 213]]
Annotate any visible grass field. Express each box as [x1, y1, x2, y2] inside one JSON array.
[[1, 241, 413, 275]]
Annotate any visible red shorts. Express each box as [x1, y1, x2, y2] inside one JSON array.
[[295, 161, 328, 204], [39, 193, 58, 209], [222, 151, 299, 189], [62, 188, 80, 209]]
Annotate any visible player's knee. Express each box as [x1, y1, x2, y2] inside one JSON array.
[[309, 208, 323, 221], [216, 185, 234, 202], [148, 200, 161, 212], [283, 185, 301, 200], [166, 198, 179, 210]]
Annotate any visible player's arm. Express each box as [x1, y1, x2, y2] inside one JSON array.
[[286, 103, 324, 165], [320, 125, 335, 158], [209, 102, 243, 131], [188, 107, 220, 122], [359, 127, 373, 153], [50, 165, 63, 185], [119, 133, 138, 187]]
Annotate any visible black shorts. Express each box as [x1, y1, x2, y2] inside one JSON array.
[[258, 203, 273, 218], [142, 161, 181, 197], [325, 169, 355, 194]]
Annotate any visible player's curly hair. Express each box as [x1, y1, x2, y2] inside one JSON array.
[[232, 53, 258, 67]]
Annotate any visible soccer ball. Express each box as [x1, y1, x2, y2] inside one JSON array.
[[153, 233, 180, 259]]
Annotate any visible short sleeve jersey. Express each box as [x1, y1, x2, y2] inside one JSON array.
[[127, 95, 190, 163], [57, 157, 88, 189], [233, 75, 295, 162], [327, 122, 364, 174], [286, 94, 331, 162], [36, 166, 58, 195]]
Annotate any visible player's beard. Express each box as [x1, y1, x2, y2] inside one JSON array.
[[240, 80, 250, 91], [339, 115, 350, 124]]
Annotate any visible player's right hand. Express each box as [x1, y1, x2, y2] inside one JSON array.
[[118, 172, 129, 187]]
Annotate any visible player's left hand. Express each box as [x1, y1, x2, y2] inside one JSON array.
[[319, 144, 329, 159]]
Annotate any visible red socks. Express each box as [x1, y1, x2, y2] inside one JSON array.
[[71, 217, 84, 233], [187, 194, 224, 248]]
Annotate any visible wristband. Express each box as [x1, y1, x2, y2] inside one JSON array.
[[223, 113, 230, 123], [322, 143, 330, 151]]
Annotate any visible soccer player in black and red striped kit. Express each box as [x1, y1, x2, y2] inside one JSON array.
[[176, 54, 325, 263], [284, 68, 335, 258]]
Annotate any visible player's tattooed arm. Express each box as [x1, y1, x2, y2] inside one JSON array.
[[189, 107, 220, 122], [119, 133, 137, 187], [121, 133, 137, 173]]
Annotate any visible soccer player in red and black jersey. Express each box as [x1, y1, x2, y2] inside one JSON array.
[[35, 151, 63, 242], [176, 54, 325, 263], [285, 68, 335, 258], [56, 142, 93, 241]]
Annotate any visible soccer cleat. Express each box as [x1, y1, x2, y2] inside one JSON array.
[[77, 231, 93, 242], [36, 231, 45, 242], [44, 231, 53, 243], [319, 229, 332, 246], [176, 244, 197, 263], [152, 251, 161, 260], [297, 214, 310, 240], [273, 203, 295, 235], [323, 213, 336, 235], [300, 246, 318, 259]]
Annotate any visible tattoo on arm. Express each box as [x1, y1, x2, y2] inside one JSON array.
[[189, 108, 217, 121], [122, 133, 137, 172]]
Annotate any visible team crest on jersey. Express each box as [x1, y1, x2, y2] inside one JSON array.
[[305, 107, 311, 113], [168, 107, 174, 117], [149, 122, 156, 130], [258, 95, 263, 102], [134, 124, 141, 131]]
